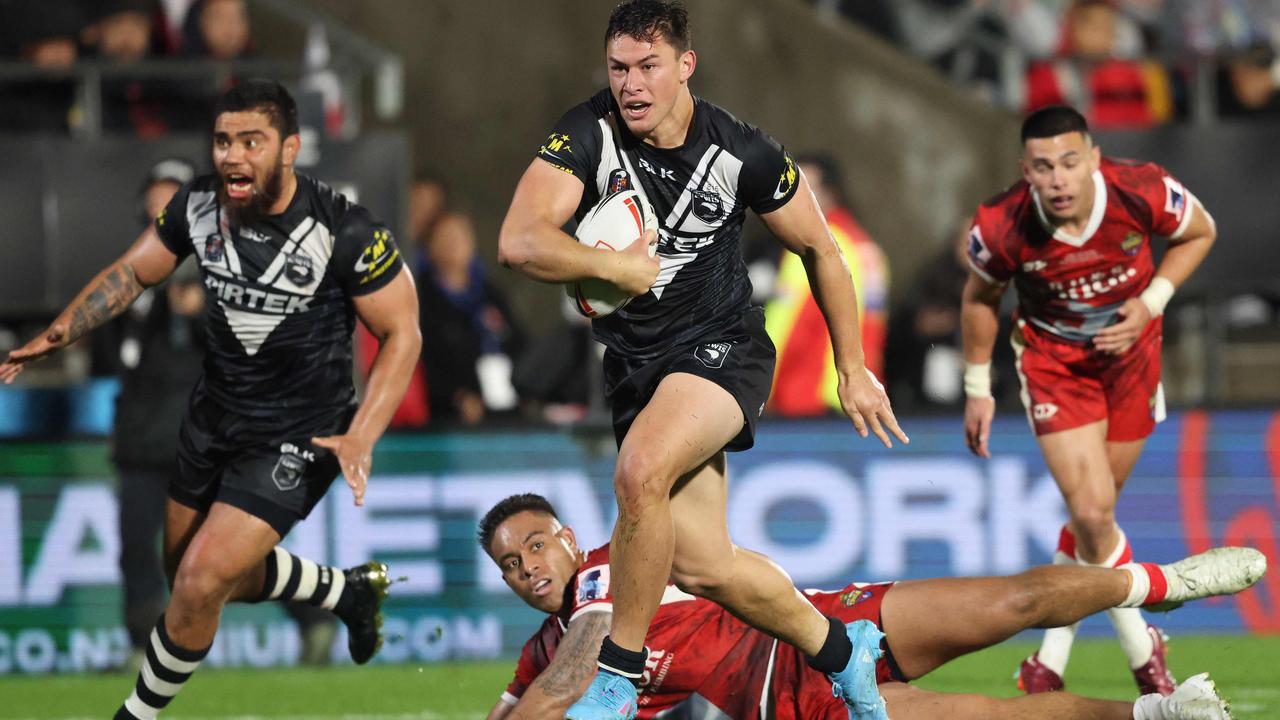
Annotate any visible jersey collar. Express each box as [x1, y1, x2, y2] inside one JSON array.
[[1031, 169, 1106, 248]]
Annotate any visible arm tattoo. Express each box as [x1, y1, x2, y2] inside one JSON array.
[[66, 264, 142, 342], [536, 612, 611, 698]]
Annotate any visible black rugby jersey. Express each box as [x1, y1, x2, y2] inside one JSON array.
[[537, 89, 799, 361], [154, 173, 404, 416]]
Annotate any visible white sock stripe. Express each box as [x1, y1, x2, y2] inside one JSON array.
[[1052, 551, 1075, 565], [125, 690, 161, 720], [1120, 563, 1152, 607], [295, 558, 320, 600], [320, 568, 345, 610], [598, 660, 643, 679], [141, 660, 185, 697], [269, 547, 291, 600], [149, 629, 202, 674], [1103, 529, 1130, 568]]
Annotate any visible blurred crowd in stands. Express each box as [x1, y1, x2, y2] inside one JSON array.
[[5, 0, 1278, 435], [0, 0, 252, 136], [816, 0, 1280, 128]]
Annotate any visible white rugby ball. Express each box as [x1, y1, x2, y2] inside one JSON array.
[[568, 189, 659, 318]]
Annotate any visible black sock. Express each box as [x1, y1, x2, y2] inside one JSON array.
[[806, 616, 853, 674], [597, 635, 649, 686]]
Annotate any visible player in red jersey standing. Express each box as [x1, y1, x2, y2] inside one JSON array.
[[961, 106, 1218, 695], [476, 493, 1260, 720]]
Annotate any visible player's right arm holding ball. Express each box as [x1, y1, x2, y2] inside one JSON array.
[[499, 128, 657, 296]]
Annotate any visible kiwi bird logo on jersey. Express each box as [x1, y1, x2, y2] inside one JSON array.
[[1122, 232, 1142, 257], [271, 447, 310, 492], [695, 341, 732, 369], [691, 188, 725, 224], [204, 234, 224, 262], [773, 155, 797, 200], [285, 253, 314, 285], [577, 566, 609, 604], [608, 169, 631, 194]]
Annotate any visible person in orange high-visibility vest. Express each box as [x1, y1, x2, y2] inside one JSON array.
[[767, 154, 889, 416]]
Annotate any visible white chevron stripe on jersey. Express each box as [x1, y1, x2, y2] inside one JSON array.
[[652, 251, 698, 297], [662, 145, 720, 227], [216, 211, 244, 277], [256, 216, 316, 285], [222, 306, 284, 356]]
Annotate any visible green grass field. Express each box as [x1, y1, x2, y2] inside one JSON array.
[[3, 636, 1277, 719]]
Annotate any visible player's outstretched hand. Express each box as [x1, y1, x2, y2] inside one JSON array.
[[963, 396, 996, 458], [1093, 297, 1151, 355], [838, 368, 909, 448], [0, 324, 70, 384], [312, 433, 373, 506], [612, 229, 660, 297]]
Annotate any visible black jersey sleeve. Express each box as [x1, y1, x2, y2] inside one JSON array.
[[153, 183, 194, 259], [534, 101, 602, 181], [330, 207, 405, 297], [737, 128, 798, 215]]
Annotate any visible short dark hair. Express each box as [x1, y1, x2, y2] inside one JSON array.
[[606, 0, 690, 54], [214, 78, 300, 138], [478, 493, 560, 555], [1021, 105, 1090, 144]]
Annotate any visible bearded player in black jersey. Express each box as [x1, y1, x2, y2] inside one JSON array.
[[498, 3, 907, 718], [1, 80, 421, 719]]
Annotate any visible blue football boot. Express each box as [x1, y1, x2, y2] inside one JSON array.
[[827, 619, 889, 720], [564, 669, 638, 720]]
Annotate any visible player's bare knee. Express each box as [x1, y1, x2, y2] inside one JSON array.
[[170, 561, 237, 614], [1071, 507, 1116, 543], [613, 452, 673, 514]]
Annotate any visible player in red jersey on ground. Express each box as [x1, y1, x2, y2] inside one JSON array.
[[477, 494, 1262, 720], [960, 105, 1218, 695]]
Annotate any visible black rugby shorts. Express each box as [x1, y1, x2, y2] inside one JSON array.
[[171, 380, 355, 536], [603, 307, 775, 452]]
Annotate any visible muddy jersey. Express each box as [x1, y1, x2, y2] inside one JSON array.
[[154, 173, 404, 415], [967, 157, 1196, 343], [536, 89, 799, 361]]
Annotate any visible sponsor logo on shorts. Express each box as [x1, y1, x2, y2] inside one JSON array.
[[1032, 403, 1058, 422], [840, 588, 874, 606], [271, 442, 315, 492], [694, 341, 732, 369], [576, 566, 610, 604]]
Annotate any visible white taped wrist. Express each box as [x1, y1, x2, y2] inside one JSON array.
[[1138, 276, 1174, 317], [963, 361, 992, 398]]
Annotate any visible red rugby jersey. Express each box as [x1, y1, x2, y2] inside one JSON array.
[[967, 157, 1196, 343]]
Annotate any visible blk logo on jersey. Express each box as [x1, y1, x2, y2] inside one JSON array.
[[695, 341, 732, 369], [204, 234, 224, 263], [285, 253, 314, 285], [638, 157, 676, 181], [577, 566, 610, 604]]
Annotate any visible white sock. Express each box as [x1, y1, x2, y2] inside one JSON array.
[[1109, 606, 1155, 668], [1133, 692, 1165, 720], [1083, 529, 1155, 668], [1036, 549, 1078, 676]]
